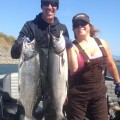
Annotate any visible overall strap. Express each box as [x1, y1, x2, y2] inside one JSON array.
[[94, 38, 107, 58], [73, 41, 90, 63]]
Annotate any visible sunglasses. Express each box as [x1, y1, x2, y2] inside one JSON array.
[[42, 1, 58, 7], [73, 20, 88, 28]]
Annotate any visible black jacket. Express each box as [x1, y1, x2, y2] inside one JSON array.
[[11, 13, 69, 59]]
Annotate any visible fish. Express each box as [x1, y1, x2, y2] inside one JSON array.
[[18, 36, 41, 120], [48, 31, 68, 120]]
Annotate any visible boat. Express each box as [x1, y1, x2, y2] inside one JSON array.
[[0, 72, 120, 120]]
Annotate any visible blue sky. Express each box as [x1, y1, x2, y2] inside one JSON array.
[[0, 0, 120, 56]]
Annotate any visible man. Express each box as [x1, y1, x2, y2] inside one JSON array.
[[11, 0, 69, 119]]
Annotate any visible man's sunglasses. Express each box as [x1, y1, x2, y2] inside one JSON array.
[[42, 1, 58, 7], [73, 20, 88, 28]]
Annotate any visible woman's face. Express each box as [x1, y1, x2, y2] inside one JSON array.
[[73, 20, 90, 39], [42, 1, 58, 23]]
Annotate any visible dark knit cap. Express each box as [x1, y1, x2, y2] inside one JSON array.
[[41, 0, 59, 9]]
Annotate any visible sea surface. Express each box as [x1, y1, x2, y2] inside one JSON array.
[[117, 65, 120, 74], [106, 64, 120, 77], [0, 64, 18, 75], [0, 64, 120, 76]]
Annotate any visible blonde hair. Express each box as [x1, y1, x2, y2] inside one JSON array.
[[89, 23, 99, 37]]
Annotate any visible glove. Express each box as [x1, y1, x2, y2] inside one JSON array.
[[115, 84, 120, 97], [19, 37, 31, 44], [64, 37, 73, 49]]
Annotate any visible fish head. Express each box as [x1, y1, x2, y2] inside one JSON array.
[[50, 31, 66, 54], [22, 36, 37, 60]]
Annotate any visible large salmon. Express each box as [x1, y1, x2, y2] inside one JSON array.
[[18, 37, 41, 120], [48, 31, 68, 120]]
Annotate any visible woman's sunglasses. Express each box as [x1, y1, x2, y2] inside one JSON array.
[[73, 20, 88, 28], [42, 1, 58, 7]]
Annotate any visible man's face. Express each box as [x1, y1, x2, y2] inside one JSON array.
[[42, 1, 58, 23]]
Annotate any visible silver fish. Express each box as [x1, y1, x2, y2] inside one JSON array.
[[18, 37, 41, 120], [48, 31, 68, 120]]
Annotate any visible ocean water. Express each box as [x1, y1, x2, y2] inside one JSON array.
[[117, 65, 120, 74], [0, 64, 120, 76], [0, 64, 18, 75], [106, 64, 120, 77]]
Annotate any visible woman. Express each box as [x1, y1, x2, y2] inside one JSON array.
[[66, 13, 120, 120]]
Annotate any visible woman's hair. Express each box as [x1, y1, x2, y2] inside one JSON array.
[[89, 23, 100, 37]]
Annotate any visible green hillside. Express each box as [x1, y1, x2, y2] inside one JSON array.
[[0, 32, 16, 46]]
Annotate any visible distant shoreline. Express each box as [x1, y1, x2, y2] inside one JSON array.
[[116, 62, 120, 65]]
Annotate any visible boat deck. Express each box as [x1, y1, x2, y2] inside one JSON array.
[[0, 73, 120, 120]]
